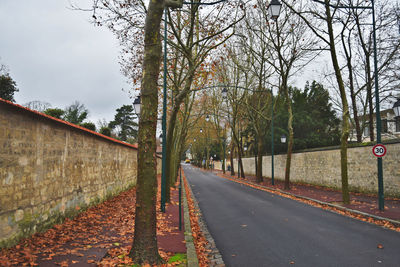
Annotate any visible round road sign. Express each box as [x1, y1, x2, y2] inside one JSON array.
[[372, 144, 387, 157]]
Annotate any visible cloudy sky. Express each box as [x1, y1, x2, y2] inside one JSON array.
[[0, 0, 131, 124]]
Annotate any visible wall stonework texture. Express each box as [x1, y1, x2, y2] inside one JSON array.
[[0, 100, 154, 247], [228, 143, 400, 197]]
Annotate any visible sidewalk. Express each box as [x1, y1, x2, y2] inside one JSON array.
[[214, 169, 400, 228], [0, 175, 187, 266]]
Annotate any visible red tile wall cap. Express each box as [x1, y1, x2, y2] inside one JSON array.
[[0, 97, 139, 150]]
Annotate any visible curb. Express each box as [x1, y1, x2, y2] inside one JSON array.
[[182, 174, 225, 267], [218, 172, 400, 229], [182, 177, 200, 267]]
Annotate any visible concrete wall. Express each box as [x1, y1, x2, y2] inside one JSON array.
[[0, 99, 160, 247], [224, 142, 400, 196]]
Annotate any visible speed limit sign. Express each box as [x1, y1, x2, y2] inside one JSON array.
[[372, 144, 387, 157]]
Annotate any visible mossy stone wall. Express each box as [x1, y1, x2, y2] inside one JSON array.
[[0, 103, 143, 248], [229, 142, 400, 197]]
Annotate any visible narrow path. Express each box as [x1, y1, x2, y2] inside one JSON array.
[[183, 164, 400, 267]]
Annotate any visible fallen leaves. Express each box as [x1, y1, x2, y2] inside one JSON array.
[[183, 173, 216, 267], [377, 244, 384, 249], [0, 175, 186, 266]]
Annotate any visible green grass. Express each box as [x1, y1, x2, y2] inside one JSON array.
[[168, 253, 187, 265]]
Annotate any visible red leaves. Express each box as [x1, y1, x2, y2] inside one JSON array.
[[1, 174, 187, 266], [0, 188, 137, 266]]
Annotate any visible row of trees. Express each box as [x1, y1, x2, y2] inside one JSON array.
[[183, 0, 399, 193], [80, 0, 399, 264], [30, 101, 139, 143]]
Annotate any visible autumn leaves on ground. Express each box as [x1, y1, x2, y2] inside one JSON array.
[[0, 174, 209, 266]]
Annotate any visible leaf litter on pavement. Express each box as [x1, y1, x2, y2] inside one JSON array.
[[0, 175, 187, 266]]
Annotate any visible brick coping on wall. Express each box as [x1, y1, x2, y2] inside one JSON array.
[[0, 97, 139, 150], [267, 138, 400, 156]]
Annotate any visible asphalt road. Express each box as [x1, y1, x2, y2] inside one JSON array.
[[183, 164, 400, 267]]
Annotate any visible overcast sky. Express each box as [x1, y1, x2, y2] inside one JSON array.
[[0, 0, 131, 124]]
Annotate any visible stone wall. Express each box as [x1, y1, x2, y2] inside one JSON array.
[[224, 142, 400, 197], [0, 99, 160, 247]]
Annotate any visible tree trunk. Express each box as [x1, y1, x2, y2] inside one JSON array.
[[256, 136, 263, 183], [350, 88, 362, 143], [344, 36, 362, 143], [367, 77, 375, 142], [284, 98, 294, 190], [230, 144, 235, 175], [165, 107, 178, 203], [129, 1, 164, 264], [325, 4, 350, 204], [238, 145, 245, 178], [284, 102, 294, 190], [165, 72, 195, 202]]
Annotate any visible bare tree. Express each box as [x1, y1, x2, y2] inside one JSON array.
[[283, 0, 352, 203], [23, 100, 52, 112], [264, 0, 318, 189]]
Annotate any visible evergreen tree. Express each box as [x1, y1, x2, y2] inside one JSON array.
[[63, 101, 89, 124], [109, 105, 138, 141], [292, 81, 341, 150], [81, 122, 96, 131], [0, 74, 18, 102], [270, 81, 340, 153], [44, 108, 65, 119]]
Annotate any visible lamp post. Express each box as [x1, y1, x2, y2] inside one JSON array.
[[222, 88, 228, 174], [267, 0, 282, 186], [281, 135, 287, 144], [221, 136, 226, 173]]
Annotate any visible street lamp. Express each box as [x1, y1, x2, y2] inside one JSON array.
[[281, 135, 287, 143], [206, 115, 210, 122], [221, 136, 226, 173], [222, 87, 228, 99], [133, 95, 141, 117], [267, 0, 282, 20], [267, 0, 282, 186]]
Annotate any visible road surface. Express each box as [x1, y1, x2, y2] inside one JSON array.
[[183, 164, 400, 267]]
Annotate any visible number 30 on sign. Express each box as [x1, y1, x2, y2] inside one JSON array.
[[372, 144, 387, 157]]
